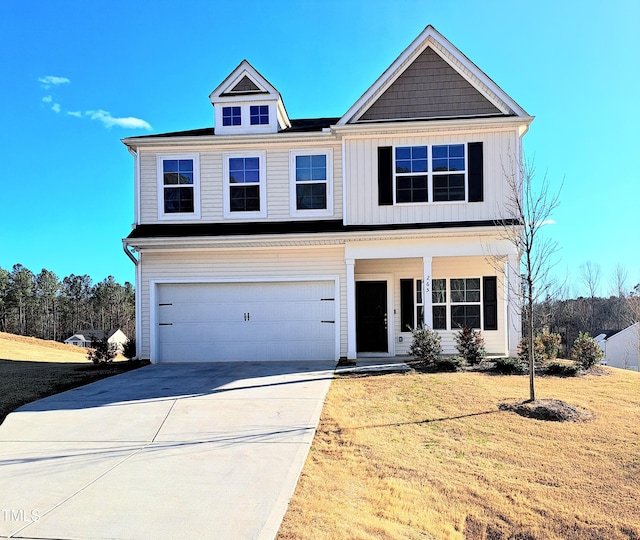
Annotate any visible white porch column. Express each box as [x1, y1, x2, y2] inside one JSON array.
[[423, 256, 433, 328], [506, 254, 521, 356], [345, 258, 357, 360]]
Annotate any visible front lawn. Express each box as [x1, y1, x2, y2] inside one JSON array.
[[278, 367, 640, 539]]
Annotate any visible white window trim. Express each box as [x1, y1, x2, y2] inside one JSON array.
[[215, 102, 277, 135], [393, 144, 468, 206], [223, 150, 267, 219], [289, 148, 334, 218], [156, 153, 201, 221], [449, 277, 482, 330]]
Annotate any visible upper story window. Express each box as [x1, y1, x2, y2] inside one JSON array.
[[223, 151, 266, 218], [289, 149, 333, 217], [222, 106, 241, 126], [157, 154, 201, 220], [432, 144, 465, 202], [250, 105, 269, 125], [396, 146, 428, 203], [390, 144, 468, 204]]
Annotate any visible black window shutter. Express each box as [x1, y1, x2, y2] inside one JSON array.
[[468, 142, 483, 202], [400, 279, 414, 330], [378, 146, 393, 206], [483, 276, 498, 331]]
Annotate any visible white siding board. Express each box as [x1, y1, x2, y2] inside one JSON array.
[[137, 141, 341, 225]]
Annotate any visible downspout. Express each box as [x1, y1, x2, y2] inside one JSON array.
[[123, 241, 138, 266]]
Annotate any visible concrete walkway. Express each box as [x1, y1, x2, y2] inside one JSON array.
[[0, 361, 335, 540]]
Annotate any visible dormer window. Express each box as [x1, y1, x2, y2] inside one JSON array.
[[250, 105, 269, 125], [222, 106, 241, 126]]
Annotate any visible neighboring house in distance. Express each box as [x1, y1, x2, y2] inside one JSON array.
[[598, 323, 639, 371], [122, 25, 532, 364], [65, 329, 128, 352]]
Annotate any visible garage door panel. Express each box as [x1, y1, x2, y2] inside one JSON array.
[[156, 281, 336, 362]]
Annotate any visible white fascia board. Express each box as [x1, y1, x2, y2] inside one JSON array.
[[123, 225, 519, 251], [333, 115, 534, 138], [122, 129, 337, 149], [209, 60, 277, 100]]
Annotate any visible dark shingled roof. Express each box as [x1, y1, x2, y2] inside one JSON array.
[[126, 219, 519, 240], [127, 117, 341, 140]]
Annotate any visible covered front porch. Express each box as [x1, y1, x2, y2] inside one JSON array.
[[342, 235, 521, 360]]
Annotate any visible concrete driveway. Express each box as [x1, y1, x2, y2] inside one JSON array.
[[0, 361, 335, 540]]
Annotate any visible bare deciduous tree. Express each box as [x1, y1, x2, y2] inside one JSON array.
[[497, 158, 562, 402]]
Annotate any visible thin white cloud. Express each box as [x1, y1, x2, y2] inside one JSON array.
[[67, 111, 82, 118], [541, 219, 556, 226], [42, 95, 53, 103], [51, 103, 61, 113], [86, 109, 152, 130], [38, 75, 70, 86]]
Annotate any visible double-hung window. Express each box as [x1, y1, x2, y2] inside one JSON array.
[[157, 154, 200, 219], [289, 149, 333, 216], [393, 144, 467, 204], [222, 106, 241, 126], [431, 279, 447, 330], [432, 144, 465, 201], [250, 105, 269, 125], [450, 278, 481, 329], [223, 151, 266, 218], [395, 146, 428, 203]]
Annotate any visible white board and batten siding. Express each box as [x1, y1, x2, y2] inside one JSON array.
[[138, 246, 346, 362], [343, 130, 519, 226]]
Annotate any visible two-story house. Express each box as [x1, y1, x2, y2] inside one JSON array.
[[122, 25, 531, 363]]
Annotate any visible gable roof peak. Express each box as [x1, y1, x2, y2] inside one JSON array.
[[338, 25, 529, 126]]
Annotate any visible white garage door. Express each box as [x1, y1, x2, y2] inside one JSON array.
[[155, 281, 336, 362]]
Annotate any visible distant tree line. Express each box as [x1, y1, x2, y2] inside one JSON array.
[[534, 284, 640, 355], [0, 264, 135, 342]]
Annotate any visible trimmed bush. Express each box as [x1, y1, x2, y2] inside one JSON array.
[[538, 329, 561, 361], [518, 336, 545, 364], [408, 326, 442, 364], [434, 356, 466, 372], [87, 335, 117, 364], [546, 362, 581, 377], [123, 337, 136, 360], [454, 326, 486, 365], [493, 357, 528, 375], [571, 332, 604, 369]]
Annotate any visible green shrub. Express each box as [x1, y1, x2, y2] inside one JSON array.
[[518, 336, 544, 364], [434, 356, 466, 372], [454, 326, 486, 365], [538, 329, 561, 361], [122, 337, 136, 360], [571, 332, 604, 369], [87, 335, 117, 364], [546, 362, 581, 377], [493, 357, 528, 375], [408, 326, 442, 364]]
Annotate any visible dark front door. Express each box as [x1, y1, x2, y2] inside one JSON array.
[[356, 281, 388, 353]]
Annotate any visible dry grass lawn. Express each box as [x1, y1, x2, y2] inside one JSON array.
[[278, 367, 640, 540], [0, 332, 144, 425]]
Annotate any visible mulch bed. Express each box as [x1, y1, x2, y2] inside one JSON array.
[[498, 399, 595, 422]]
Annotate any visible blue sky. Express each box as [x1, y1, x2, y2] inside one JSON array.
[[1, 0, 638, 296]]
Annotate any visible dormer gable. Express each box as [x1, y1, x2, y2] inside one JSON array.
[[209, 60, 291, 135], [338, 25, 528, 125]]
